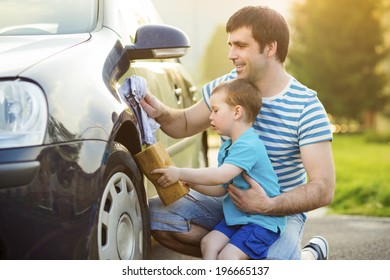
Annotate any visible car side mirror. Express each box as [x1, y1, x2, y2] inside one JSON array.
[[126, 24, 190, 59]]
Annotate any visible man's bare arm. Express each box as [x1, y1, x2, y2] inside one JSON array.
[[229, 141, 335, 216], [140, 93, 211, 138]]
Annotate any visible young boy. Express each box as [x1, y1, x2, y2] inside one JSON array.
[[152, 79, 286, 260]]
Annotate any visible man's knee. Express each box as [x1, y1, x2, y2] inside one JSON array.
[[152, 228, 203, 258], [151, 230, 174, 244]]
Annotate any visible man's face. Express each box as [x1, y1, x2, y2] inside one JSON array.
[[227, 26, 268, 83]]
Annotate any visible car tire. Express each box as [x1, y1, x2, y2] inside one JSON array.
[[89, 141, 150, 259]]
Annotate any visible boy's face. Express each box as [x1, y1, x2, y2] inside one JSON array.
[[209, 90, 235, 137], [227, 26, 268, 85]]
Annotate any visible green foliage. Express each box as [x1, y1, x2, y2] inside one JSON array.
[[199, 25, 233, 84], [364, 131, 390, 143], [288, 0, 389, 122], [329, 134, 390, 216]]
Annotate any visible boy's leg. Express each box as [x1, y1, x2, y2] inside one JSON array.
[[218, 243, 249, 260], [201, 230, 230, 260]]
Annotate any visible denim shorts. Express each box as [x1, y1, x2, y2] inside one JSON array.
[[214, 219, 280, 259], [149, 189, 306, 260]]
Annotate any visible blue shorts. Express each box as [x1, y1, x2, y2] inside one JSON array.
[[214, 219, 280, 259], [149, 189, 306, 260]]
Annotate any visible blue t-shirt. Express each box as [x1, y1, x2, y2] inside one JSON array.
[[218, 127, 286, 234]]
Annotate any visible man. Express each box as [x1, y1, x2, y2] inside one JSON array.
[[140, 6, 335, 260]]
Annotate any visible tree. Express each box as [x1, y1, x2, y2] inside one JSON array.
[[288, 0, 388, 126]]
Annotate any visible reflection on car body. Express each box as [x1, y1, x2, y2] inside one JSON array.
[[0, 0, 205, 259]]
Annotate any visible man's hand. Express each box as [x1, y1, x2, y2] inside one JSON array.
[[139, 92, 164, 119], [228, 173, 274, 214]]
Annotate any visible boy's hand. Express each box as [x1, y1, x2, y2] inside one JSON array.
[[152, 166, 180, 188]]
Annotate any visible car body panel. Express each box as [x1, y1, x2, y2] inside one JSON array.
[[0, 35, 91, 77], [0, 0, 204, 259]]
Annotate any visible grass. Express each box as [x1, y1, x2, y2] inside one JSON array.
[[330, 134, 390, 217]]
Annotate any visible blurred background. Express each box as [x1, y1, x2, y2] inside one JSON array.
[[151, 0, 390, 218]]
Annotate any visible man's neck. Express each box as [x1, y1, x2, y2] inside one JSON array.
[[255, 67, 290, 98]]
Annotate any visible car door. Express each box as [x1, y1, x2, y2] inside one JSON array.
[[114, 0, 205, 197]]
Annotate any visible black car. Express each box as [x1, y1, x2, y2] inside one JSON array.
[[0, 0, 205, 259]]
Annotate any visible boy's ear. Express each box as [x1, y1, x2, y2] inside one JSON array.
[[234, 105, 243, 119]]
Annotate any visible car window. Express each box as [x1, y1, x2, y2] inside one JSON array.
[[139, 0, 163, 24], [116, 0, 162, 41], [116, 0, 149, 40], [0, 0, 98, 35]]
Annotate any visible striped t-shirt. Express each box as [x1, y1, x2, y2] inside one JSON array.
[[202, 70, 333, 193]]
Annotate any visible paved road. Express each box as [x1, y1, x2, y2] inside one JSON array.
[[302, 213, 390, 260], [151, 210, 390, 260]]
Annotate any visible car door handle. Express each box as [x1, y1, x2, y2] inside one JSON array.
[[174, 87, 182, 97], [174, 87, 182, 105], [189, 86, 197, 102]]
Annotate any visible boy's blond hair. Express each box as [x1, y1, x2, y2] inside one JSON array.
[[211, 79, 262, 123]]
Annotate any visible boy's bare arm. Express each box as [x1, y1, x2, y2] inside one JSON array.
[[188, 183, 227, 197], [152, 163, 243, 189]]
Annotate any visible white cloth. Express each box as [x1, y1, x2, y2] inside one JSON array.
[[119, 75, 160, 145]]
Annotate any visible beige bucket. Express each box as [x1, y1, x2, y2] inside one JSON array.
[[134, 142, 189, 206]]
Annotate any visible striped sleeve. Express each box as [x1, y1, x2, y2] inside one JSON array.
[[298, 93, 333, 146]]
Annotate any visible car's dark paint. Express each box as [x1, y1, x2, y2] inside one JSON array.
[[0, 141, 106, 259], [0, 0, 203, 259]]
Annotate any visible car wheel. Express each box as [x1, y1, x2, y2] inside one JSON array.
[[90, 142, 150, 259]]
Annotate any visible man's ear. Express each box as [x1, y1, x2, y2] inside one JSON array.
[[266, 41, 277, 58]]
